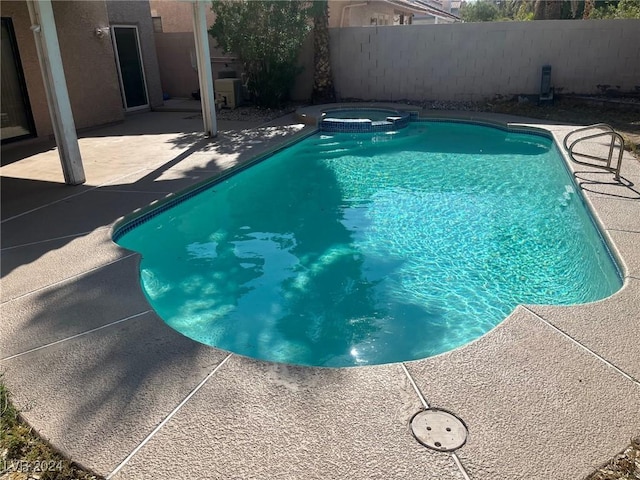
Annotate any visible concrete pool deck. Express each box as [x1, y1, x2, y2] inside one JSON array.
[[1, 108, 639, 479]]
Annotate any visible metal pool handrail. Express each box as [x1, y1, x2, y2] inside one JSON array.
[[563, 124, 625, 181]]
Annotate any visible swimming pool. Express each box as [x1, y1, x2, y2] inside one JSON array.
[[115, 121, 622, 367]]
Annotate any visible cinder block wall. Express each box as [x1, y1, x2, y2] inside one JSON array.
[[320, 20, 640, 102]]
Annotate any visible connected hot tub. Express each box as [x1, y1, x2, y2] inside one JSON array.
[[320, 108, 412, 133]]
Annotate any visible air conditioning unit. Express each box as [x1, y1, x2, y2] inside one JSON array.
[[214, 78, 242, 109]]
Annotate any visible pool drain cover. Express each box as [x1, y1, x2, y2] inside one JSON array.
[[410, 408, 468, 452]]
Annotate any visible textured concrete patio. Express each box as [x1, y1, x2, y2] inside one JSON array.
[[1, 109, 639, 479]]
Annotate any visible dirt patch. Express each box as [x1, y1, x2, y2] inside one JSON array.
[[1, 378, 104, 480], [585, 437, 640, 480]]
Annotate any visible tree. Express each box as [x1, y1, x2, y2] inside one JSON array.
[[514, 1, 536, 20], [533, 0, 545, 19], [495, 0, 534, 20], [533, 0, 562, 19], [460, 1, 499, 22], [461, 1, 638, 21], [310, 1, 335, 104], [583, 0, 596, 17], [545, 0, 563, 18], [209, 1, 312, 108], [590, 0, 640, 18]]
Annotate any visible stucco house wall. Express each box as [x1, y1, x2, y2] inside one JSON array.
[[348, 3, 412, 26], [106, 0, 163, 108], [149, 0, 215, 33], [1, 0, 124, 138], [149, 0, 240, 98], [153, 32, 202, 99]]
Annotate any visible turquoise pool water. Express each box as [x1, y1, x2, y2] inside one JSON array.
[[116, 122, 622, 367]]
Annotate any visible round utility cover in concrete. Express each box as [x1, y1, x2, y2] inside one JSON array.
[[410, 408, 468, 452]]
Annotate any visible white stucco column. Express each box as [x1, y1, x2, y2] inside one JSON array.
[[192, 0, 217, 137], [26, 0, 85, 185]]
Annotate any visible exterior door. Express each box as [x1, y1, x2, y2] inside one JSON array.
[[1, 17, 35, 143], [111, 25, 148, 111]]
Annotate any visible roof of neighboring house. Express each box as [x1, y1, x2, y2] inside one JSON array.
[[411, 0, 461, 20], [329, 0, 460, 26], [383, 0, 437, 14]]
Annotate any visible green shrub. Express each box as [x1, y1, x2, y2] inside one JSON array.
[[460, 1, 499, 22], [590, 0, 640, 18], [209, 1, 312, 108]]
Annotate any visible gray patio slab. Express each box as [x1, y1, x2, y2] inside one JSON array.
[[80, 111, 204, 137], [0, 190, 164, 249], [110, 355, 464, 480], [405, 307, 640, 480], [527, 278, 640, 381], [1, 147, 95, 185], [558, 133, 640, 201], [97, 122, 310, 192], [607, 229, 640, 278], [0, 174, 94, 220], [0, 139, 167, 187], [588, 195, 640, 233], [0, 229, 126, 302], [0, 311, 229, 475], [0, 115, 282, 217], [152, 97, 201, 112], [99, 167, 214, 194], [572, 167, 640, 201], [1, 255, 150, 358]]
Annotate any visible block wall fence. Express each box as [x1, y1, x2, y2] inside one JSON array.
[[293, 19, 640, 102]]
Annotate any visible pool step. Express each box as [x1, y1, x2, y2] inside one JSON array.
[[299, 135, 416, 160]]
